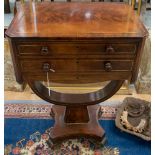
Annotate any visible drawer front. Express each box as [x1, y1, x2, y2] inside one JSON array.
[[18, 43, 105, 55], [105, 44, 136, 53], [20, 59, 133, 73], [78, 60, 133, 71], [20, 59, 77, 73], [17, 42, 136, 56]]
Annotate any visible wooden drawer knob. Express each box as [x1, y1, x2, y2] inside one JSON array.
[[105, 45, 115, 53], [104, 62, 112, 71], [42, 63, 50, 72], [42, 63, 55, 72], [41, 46, 49, 55]]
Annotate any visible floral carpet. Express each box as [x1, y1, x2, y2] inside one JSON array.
[[4, 101, 151, 155]]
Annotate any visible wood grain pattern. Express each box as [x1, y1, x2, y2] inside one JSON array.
[[17, 42, 137, 55], [5, 2, 148, 38], [49, 105, 105, 143], [23, 72, 131, 83], [5, 2, 148, 143], [28, 80, 124, 106]]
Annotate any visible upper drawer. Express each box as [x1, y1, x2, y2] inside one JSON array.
[[17, 42, 136, 56]]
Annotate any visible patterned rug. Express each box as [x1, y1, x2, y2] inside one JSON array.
[[4, 101, 151, 155], [4, 102, 116, 119]]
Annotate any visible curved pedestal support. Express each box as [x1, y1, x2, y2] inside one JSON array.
[[28, 80, 124, 106], [48, 105, 106, 144], [27, 80, 124, 143]]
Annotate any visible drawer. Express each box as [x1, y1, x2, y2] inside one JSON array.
[[20, 59, 133, 74], [78, 60, 133, 72], [20, 59, 77, 73], [17, 43, 105, 55], [17, 42, 136, 56]]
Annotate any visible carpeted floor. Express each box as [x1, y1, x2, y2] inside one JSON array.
[[4, 102, 151, 155]]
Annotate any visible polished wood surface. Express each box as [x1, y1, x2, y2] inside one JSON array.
[[6, 2, 147, 38], [28, 80, 124, 106], [48, 105, 105, 143], [6, 2, 148, 143], [17, 42, 136, 55], [8, 38, 144, 84]]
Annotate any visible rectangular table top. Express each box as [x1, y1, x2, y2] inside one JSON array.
[[6, 2, 147, 38]]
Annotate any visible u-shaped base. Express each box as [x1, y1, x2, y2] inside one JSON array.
[[28, 80, 124, 144]]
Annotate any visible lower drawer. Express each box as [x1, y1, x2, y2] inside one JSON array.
[[20, 59, 133, 73], [78, 60, 133, 71], [20, 59, 77, 73]]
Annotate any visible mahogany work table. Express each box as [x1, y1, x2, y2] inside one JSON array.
[[6, 2, 148, 144]]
